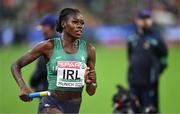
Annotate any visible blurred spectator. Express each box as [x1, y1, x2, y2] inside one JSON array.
[[151, 2, 176, 26], [1, 24, 14, 46], [127, 9, 168, 113], [0, 0, 179, 46], [26, 25, 44, 46]]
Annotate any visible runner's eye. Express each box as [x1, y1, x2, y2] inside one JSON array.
[[81, 21, 85, 25], [72, 20, 78, 24]]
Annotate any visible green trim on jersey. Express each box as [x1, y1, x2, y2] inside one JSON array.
[[46, 38, 88, 91]]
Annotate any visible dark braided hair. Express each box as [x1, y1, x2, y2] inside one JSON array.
[[56, 8, 80, 33]]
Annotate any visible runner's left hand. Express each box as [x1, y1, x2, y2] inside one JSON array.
[[85, 67, 96, 84]]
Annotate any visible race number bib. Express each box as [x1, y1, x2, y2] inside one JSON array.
[[56, 61, 87, 88]]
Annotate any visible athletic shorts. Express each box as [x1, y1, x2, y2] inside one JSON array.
[[38, 95, 82, 114]]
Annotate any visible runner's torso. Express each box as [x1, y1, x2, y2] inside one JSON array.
[[46, 38, 88, 100]]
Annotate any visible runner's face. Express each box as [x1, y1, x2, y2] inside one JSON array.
[[64, 13, 85, 39]]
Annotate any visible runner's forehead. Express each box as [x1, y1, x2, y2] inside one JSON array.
[[70, 13, 84, 21]]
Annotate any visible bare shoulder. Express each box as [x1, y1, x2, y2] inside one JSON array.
[[86, 42, 96, 54], [43, 39, 54, 50], [39, 39, 53, 49], [30, 39, 54, 53]]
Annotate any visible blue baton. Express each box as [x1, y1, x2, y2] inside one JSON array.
[[28, 91, 51, 99]]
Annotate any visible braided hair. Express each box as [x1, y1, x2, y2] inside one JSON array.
[[56, 8, 80, 33]]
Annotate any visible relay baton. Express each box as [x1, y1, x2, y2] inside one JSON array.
[[28, 91, 51, 99]]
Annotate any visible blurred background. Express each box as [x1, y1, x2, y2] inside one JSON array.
[[0, 0, 180, 113]]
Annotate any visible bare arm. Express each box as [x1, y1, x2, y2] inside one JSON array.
[[11, 41, 51, 101], [85, 42, 97, 96]]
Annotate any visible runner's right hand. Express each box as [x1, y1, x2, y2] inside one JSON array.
[[19, 87, 32, 102]]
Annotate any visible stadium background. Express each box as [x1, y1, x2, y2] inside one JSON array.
[[0, 0, 180, 113]]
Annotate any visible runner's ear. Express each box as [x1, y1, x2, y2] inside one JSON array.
[[61, 20, 66, 28]]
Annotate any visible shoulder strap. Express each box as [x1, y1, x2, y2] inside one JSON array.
[[53, 38, 61, 50], [79, 39, 86, 50]]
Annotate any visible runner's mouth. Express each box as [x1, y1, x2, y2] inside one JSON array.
[[76, 30, 83, 34]]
